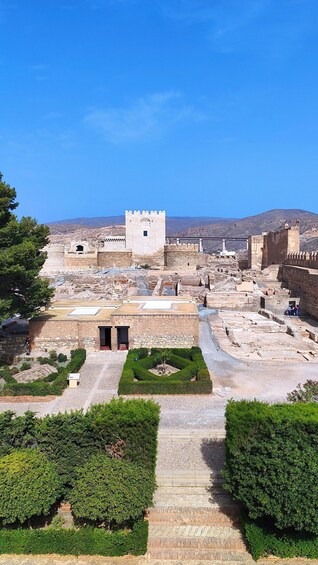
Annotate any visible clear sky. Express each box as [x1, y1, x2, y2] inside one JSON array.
[[1, 0, 318, 222]]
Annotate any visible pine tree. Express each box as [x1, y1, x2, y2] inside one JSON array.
[[0, 172, 54, 321]]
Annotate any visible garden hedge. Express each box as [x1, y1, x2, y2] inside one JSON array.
[[118, 347, 212, 394], [224, 400, 318, 534], [0, 398, 159, 484], [0, 519, 148, 556], [0, 349, 86, 396], [244, 518, 318, 560]]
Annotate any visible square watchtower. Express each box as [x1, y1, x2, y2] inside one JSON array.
[[125, 210, 166, 256]]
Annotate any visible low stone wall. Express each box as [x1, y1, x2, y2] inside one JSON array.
[[281, 264, 318, 319], [206, 291, 259, 311]]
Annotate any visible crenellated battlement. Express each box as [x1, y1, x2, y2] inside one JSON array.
[[125, 210, 165, 217], [165, 243, 199, 251], [285, 252, 318, 269]]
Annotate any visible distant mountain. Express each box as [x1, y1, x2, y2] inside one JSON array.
[[176, 209, 318, 252], [48, 216, 237, 235]]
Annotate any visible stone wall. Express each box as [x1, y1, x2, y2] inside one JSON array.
[[281, 264, 318, 319], [102, 236, 126, 251], [248, 226, 300, 270], [30, 314, 199, 351], [164, 244, 199, 270], [0, 335, 27, 363], [64, 252, 98, 269], [112, 313, 199, 348], [206, 291, 259, 311], [248, 235, 265, 270], [41, 244, 65, 272], [97, 251, 133, 267], [132, 250, 165, 267]]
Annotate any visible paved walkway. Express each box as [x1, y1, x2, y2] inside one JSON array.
[[0, 351, 127, 417]]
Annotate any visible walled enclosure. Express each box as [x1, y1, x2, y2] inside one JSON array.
[[248, 225, 300, 270], [42, 210, 200, 271], [29, 297, 199, 352]]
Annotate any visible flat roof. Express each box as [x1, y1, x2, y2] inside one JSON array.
[[32, 296, 198, 322]]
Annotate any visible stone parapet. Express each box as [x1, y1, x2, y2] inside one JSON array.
[[285, 252, 318, 269]]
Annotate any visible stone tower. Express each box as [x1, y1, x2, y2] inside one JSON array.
[[125, 210, 166, 256]]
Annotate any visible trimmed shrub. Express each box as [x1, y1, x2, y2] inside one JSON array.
[[57, 353, 67, 363], [118, 347, 212, 395], [0, 519, 148, 556], [244, 518, 318, 560], [20, 362, 31, 371], [224, 400, 318, 534], [89, 398, 160, 472], [70, 454, 155, 525], [0, 398, 159, 481], [0, 450, 62, 524]]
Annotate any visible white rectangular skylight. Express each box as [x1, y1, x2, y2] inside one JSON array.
[[69, 307, 100, 316], [143, 301, 172, 310]]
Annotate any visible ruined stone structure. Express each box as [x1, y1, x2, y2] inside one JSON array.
[[281, 252, 318, 320], [42, 211, 200, 271], [248, 224, 300, 270], [29, 297, 199, 352]]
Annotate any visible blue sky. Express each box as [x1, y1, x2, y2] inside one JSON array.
[[1, 0, 318, 222]]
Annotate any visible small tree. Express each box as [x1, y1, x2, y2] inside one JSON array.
[[287, 380, 318, 403], [154, 349, 171, 375], [0, 449, 62, 524], [70, 453, 155, 525], [0, 172, 54, 322]]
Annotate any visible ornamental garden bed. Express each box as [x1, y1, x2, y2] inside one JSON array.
[[118, 347, 212, 395], [0, 398, 159, 556], [0, 349, 86, 396]]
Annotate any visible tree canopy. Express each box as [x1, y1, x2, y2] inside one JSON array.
[[0, 172, 53, 321]]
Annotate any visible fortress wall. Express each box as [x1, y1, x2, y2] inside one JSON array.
[[64, 252, 98, 269], [281, 264, 318, 319], [41, 245, 65, 271], [164, 244, 199, 270], [97, 251, 132, 268]]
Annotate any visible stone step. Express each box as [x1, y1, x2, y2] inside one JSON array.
[[156, 471, 223, 487], [148, 536, 246, 551], [158, 428, 226, 439], [149, 507, 240, 525], [153, 488, 234, 509], [146, 548, 251, 561], [149, 524, 243, 538]]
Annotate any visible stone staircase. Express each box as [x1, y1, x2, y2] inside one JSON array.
[[146, 483, 254, 564]]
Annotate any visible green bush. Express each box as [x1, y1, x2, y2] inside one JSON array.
[[20, 362, 31, 371], [0, 450, 62, 525], [1, 349, 86, 397], [0, 398, 159, 482], [57, 353, 67, 363], [0, 366, 17, 384], [0, 519, 148, 556], [89, 398, 160, 472], [70, 454, 155, 525], [224, 400, 318, 534], [118, 347, 212, 395], [244, 518, 318, 560]]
